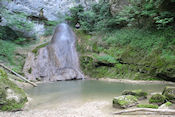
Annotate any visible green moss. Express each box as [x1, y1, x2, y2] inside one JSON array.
[[113, 95, 138, 108], [122, 89, 147, 100], [162, 87, 175, 103], [137, 104, 158, 109], [165, 101, 172, 106], [0, 69, 28, 111], [149, 94, 166, 105], [32, 42, 49, 54]]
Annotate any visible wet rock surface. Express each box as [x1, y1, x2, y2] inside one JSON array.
[[24, 23, 84, 81]]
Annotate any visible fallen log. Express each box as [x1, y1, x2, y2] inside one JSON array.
[[113, 108, 175, 115], [0, 63, 37, 87]]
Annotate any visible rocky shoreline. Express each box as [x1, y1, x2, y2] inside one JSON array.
[[98, 78, 175, 85]]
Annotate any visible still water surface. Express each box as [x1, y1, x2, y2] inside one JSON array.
[[25, 80, 172, 110]]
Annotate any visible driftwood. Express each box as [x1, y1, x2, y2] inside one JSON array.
[[113, 108, 175, 115], [0, 63, 37, 87]]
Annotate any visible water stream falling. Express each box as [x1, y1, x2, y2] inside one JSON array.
[[24, 23, 84, 81]]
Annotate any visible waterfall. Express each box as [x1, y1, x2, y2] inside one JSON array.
[[24, 23, 84, 81]]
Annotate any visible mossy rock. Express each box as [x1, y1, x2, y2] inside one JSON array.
[[159, 102, 173, 109], [113, 95, 138, 109], [137, 104, 158, 109], [122, 89, 147, 100], [0, 69, 28, 111], [162, 86, 175, 103], [149, 94, 166, 106]]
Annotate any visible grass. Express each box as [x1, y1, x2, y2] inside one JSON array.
[[137, 104, 158, 109], [0, 40, 17, 64]]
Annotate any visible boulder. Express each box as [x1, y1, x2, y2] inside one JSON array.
[[162, 86, 175, 103], [0, 69, 28, 111], [122, 89, 147, 100], [113, 95, 138, 109], [149, 94, 166, 106], [159, 102, 173, 109]]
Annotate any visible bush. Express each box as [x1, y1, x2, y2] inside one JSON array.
[[0, 26, 18, 41], [120, 0, 175, 29], [66, 5, 84, 26]]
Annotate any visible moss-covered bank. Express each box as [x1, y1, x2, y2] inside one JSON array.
[[0, 69, 28, 111], [76, 28, 175, 81]]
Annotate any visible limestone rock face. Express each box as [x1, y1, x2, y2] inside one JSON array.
[[23, 23, 84, 81], [113, 95, 138, 109], [0, 0, 99, 36]]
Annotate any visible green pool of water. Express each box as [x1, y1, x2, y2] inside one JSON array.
[[25, 80, 173, 109]]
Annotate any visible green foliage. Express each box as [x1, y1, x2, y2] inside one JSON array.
[[0, 7, 34, 36], [121, 0, 175, 29], [0, 69, 7, 79], [14, 37, 27, 44], [0, 40, 25, 75], [0, 6, 35, 46], [43, 14, 66, 36], [1, 8, 33, 32], [0, 26, 18, 41], [0, 40, 16, 63], [67, 1, 112, 32], [66, 5, 84, 26], [137, 104, 158, 109], [67, 0, 175, 32], [165, 101, 172, 106], [43, 21, 59, 36], [94, 55, 117, 64]]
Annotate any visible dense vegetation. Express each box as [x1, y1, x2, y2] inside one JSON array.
[[69, 0, 175, 81], [67, 0, 175, 32]]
